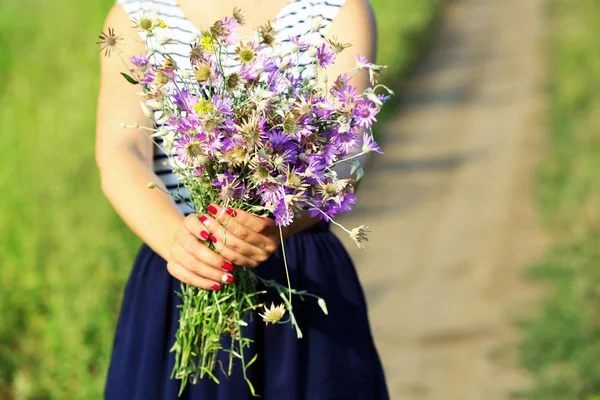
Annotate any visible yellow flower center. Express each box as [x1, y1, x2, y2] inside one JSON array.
[[140, 18, 153, 31], [193, 99, 213, 116], [200, 35, 215, 53], [238, 48, 255, 63]]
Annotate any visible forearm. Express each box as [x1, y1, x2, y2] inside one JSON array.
[[98, 146, 184, 260]]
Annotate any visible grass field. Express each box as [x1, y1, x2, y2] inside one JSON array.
[[0, 0, 442, 398], [518, 0, 600, 399]]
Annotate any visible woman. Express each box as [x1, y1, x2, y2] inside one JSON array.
[[97, 0, 389, 398]]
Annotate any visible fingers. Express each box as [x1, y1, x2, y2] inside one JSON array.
[[181, 215, 234, 271], [170, 241, 234, 285], [207, 204, 275, 234], [167, 261, 222, 290], [199, 213, 271, 267]]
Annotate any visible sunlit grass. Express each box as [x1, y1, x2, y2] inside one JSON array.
[[0, 0, 443, 397], [518, 0, 600, 398]]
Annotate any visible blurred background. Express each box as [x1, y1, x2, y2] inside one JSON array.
[[1, 0, 599, 398]]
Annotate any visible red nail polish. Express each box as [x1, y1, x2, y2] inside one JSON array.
[[207, 205, 218, 215], [226, 208, 237, 217], [210, 235, 217, 244], [211, 283, 221, 290], [222, 274, 234, 284], [199, 215, 207, 223], [200, 230, 210, 240], [221, 260, 233, 272]]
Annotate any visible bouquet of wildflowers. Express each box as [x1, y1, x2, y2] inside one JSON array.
[[99, 7, 391, 395]]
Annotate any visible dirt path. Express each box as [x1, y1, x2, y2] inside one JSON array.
[[333, 0, 547, 398]]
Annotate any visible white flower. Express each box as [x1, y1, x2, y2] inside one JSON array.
[[306, 46, 318, 58], [259, 303, 286, 324], [350, 225, 370, 249]]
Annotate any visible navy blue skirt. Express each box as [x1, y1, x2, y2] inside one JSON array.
[[105, 223, 389, 400]]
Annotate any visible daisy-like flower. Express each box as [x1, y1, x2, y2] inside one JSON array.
[[210, 16, 241, 45], [259, 303, 286, 324], [316, 43, 336, 68], [260, 181, 286, 206], [349, 224, 370, 249], [235, 41, 258, 64], [354, 99, 378, 128], [97, 27, 123, 58], [132, 10, 158, 33], [174, 134, 205, 166], [362, 132, 383, 154]]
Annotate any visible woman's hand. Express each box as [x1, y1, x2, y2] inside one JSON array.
[[166, 214, 236, 290], [198, 204, 281, 268]]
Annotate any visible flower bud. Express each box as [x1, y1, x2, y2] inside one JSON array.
[[147, 181, 157, 189], [140, 101, 154, 119]]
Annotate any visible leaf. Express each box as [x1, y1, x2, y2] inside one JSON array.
[[356, 168, 364, 181], [245, 353, 259, 369], [121, 72, 139, 85], [350, 160, 361, 176]]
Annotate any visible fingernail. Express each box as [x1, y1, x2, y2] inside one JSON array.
[[211, 283, 222, 290], [200, 230, 210, 240], [210, 235, 217, 244], [207, 204, 218, 215], [199, 215, 208, 223], [226, 208, 237, 217], [221, 260, 233, 272], [221, 274, 234, 284]]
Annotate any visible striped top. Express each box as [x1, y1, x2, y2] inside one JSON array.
[[117, 0, 347, 214]]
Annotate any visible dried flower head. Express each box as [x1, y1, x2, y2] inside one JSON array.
[[259, 302, 286, 324], [225, 72, 242, 90], [189, 42, 204, 66], [326, 36, 352, 54], [194, 63, 212, 82], [350, 224, 370, 249], [257, 20, 276, 47], [232, 7, 246, 25], [97, 27, 123, 58], [162, 55, 177, 71]]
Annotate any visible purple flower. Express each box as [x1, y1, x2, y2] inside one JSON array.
[[215, 17, 241, 45], [273, 197, 294, 226], [213, 95, 233, 115], [131, 53, 149, 67], [201, 130, 223, 155], [362, 132, 383, 154], [258, 55, 278, 73], [174, 134, 204, 166], [260, 181, 285, 206], [316, 43, 336, 68], [173, 88, 197, 114], [267, 130, 298, 162], [213, 171, 246, 201], [330, 73, 350, 94], [332, 128, 359, 155], [238, 63, 259, 81], [288, 35, 310, 51], [353, 99, 378, 128]]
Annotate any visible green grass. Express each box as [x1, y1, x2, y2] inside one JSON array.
[[518, 0, 600, 399], [0, 0, 442, 398]]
